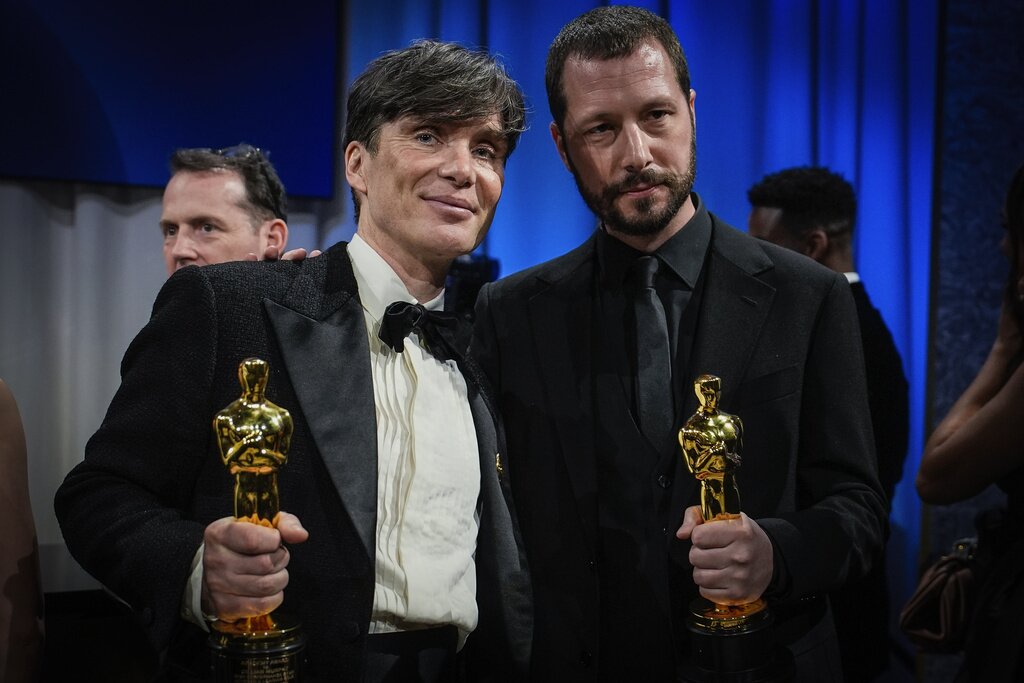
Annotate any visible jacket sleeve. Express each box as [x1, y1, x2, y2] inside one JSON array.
[[756, 273, 888, 600], [54, 266, 221, 650]]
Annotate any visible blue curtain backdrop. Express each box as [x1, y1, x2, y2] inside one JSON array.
[[342, 0, 937, 610]]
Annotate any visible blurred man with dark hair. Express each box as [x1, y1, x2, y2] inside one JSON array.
[[749, 165, 910, 681], [57, 40, 530, 682], [160, 144, 290, 276]]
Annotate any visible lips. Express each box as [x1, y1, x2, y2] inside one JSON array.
[[425, 195, 475, 213]]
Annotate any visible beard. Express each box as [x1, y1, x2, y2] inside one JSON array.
[[569, 135, 697, 237]]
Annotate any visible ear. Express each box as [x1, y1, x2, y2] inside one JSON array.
[[688, 89, 697, 136], [265, 219, 288, 250], [804, 229, 829, 261], [550, 122, 572, 173], [344, 140, 369, 196]]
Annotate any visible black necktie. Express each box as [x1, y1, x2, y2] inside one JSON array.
[[629, 255, 673, 446], [377, 301, 465, 364]]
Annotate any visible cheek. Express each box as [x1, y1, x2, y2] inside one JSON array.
[[571, 149, 609, 187], [479, 172, 504, 210]]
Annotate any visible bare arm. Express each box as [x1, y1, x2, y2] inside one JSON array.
[[0, 380, 44, 681], [917, 300, 1024, 503]]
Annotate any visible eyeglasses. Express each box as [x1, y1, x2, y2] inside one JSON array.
[[214, 143, 263, 160], [209, 144, 287, 221]]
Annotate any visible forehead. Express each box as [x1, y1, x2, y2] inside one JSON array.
[[561, 42, 684, 115], [164, 169, 246, 204], [386, 112, 505, 138]]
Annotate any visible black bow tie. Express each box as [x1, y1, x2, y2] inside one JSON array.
[[377, 301, 466, 364]]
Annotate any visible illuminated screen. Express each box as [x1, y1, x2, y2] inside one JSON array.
[[0, 1, 340, 198]]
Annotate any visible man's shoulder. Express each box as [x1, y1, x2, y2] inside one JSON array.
[[163, 254, 326, 307], [710, 216, 840, 286], [487, 235, 595, 296]]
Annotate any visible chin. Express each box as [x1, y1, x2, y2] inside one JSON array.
[[434, 224, 488, 255]]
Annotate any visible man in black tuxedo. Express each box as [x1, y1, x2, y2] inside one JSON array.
[[472, 6, 886, 681], [748, 165, 910, 681], [55, 40, 531, 682]]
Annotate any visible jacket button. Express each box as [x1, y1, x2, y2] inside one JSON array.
[[657, 474, 672, 488], [588, 559, 597, 573], [579, 649, 593, 667]]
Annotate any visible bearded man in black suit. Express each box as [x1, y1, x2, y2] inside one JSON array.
[[472, 7, 887, 681], [56, 40, 531, 682]]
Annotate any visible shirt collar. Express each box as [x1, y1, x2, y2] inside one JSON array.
[[597, 192, 712, 288], [348, 233, 445, 323], [844, 271, 861, 284]]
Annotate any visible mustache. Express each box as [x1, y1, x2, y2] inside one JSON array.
[[603, 169, 677, 201]]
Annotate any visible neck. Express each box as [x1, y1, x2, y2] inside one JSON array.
[[357, 230, 449, 303], [821, 248, 854, 274]]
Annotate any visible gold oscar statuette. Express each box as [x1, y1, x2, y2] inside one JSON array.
[[208, 357, 306, 682], [677, 375, 793, 681], [679, 373, 767, 628]]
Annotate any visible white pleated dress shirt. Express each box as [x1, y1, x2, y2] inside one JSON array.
[[348, 235, 481, 642]]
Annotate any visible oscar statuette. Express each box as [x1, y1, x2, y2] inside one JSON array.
[[677, 374, 793, 682], [208, 358, 306, 682]]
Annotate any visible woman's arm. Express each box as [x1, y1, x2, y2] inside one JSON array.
[[917, 301, 1024, 503], [0, 379, 44, 681]]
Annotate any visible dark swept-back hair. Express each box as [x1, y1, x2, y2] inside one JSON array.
[[344, 39, 526, 157], [747, 166, 857, 240], [545, 5, 691, 132], [169, 144, 288, 225]]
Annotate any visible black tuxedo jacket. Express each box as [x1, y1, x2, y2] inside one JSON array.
[[55, 241, 532, 682], [472, 216, 886, 680]]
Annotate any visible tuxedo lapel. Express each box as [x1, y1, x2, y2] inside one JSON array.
[[528, 242, 599, 554], [265, 245, 378, 559], [687, 221, 776, 413]]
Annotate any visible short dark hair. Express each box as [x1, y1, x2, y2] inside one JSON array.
[[344, 40, 526, 158], [169, 144, 288, 225], [546, 6, 691, 132], [344, 40, 527, 221], [747, 166, 857, 239]]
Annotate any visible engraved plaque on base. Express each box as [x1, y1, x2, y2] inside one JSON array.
[[677, 375, 794, 682], [210, 614, 306, 683], [208, 358, 306, 682]]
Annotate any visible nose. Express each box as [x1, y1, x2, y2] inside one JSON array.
[[620, 123, 653, 174], [168, 229, 198, 267], [438, 143, 475, 187]]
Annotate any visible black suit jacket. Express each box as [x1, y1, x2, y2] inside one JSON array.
[[472, 215, 887, 681], [55, 242, 532, 682]]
